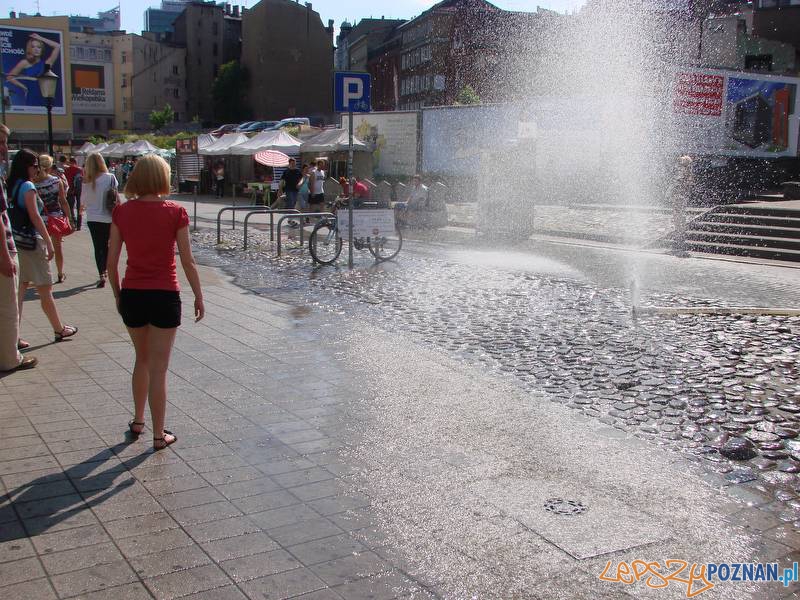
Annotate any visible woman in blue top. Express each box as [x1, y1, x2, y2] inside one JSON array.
[[7, 150, 77, 347], [6, 34, 61, 109]]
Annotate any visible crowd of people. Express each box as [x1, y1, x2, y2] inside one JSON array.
[[0, 128, 204, 451]]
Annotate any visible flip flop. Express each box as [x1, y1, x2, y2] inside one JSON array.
[[153, 430, 177, 451]]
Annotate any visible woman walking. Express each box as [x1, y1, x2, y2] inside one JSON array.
[[81, 152, 117, 288], [7, 150, 77, 346], [107, 155, 204, 450], [33, 155, 72, 283]]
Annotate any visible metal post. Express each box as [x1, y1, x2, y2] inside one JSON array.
[[46, 98, 54, 157], [347, 109, 354, 269], [231, 180, 237, 230], [193, 183, 198, 231]]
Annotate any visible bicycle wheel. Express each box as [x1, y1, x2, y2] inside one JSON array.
[[368, 226, 403, 261], [309, 219, 342, 265]]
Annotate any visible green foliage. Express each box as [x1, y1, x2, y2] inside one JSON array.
[[212, 61, 251, 123], [455, 85, 481, 105], [149, 104, 175, 131]]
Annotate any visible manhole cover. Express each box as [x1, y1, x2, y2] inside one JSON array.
[[544, 497, 588, 516]]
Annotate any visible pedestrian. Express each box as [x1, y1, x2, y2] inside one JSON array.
[[81, 152, 118, 288], [298, 163, 310, 210], [671, 154, 693, 257], [280, 158, 302, 210], [107, 154, 204, 450], [214, 162, 225, 198], [7, 149, 77, 346], [308, 159, 326, 212], [394, 174, 429, 227], [64, 156, 83, 229], [33, 154, 72, 283], [0, 124, 37, 372]]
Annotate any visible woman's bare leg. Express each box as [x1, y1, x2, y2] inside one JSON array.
[[36, 285, 64, 333], [53, 236, 64, 277], [126, 325, 150, 429], [144, 326, 178, 445]]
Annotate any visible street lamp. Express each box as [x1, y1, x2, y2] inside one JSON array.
[[37, 66, 58, 157]]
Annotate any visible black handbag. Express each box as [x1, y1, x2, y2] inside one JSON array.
[[8, 182, 37, 251], [104, 179, 119, 212]]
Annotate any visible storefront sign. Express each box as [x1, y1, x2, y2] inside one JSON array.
[[336, 209, 396, 238]]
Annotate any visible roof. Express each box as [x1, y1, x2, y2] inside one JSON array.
[[300, 129, 370, 153], [199, 133, 249, 155], [229, 130, 303, 155]]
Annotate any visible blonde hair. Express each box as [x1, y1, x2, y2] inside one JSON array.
[[38, 154, 53, 173], [124, 154, 171, 199], [83, 153, 109, 189]]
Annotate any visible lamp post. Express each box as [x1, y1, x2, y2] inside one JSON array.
[[37, 66, 58, 157]]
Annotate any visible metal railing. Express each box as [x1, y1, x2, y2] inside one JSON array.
[[276, 212, 334, 257], [216, 205, 284, 244], [242, 208, 301, 249]]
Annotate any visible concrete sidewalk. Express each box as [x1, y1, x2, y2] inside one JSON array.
[[0, 229, 795, 599]]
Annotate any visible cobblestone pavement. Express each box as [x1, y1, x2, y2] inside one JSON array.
[[1, 227, 798, 600]]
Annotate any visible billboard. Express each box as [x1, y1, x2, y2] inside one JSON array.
[[71, 62, 113, 114], [421, 104, 521, 175], [0, 25, 66, 115], [342, 111, 418, 176], [674, 69, 800, 158]]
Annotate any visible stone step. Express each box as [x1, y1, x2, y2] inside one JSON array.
[[685, 231, 800, 251], [692, 221, 800, 239], [683, 240, 800, 262]]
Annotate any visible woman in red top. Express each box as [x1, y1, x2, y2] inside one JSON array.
[[107, 155, 204, 450]]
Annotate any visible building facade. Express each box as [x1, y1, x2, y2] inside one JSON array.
[[241, 0, 334, 121], [172, 2, 243, 124], [68, 7, 120, 33], [335, 18, 405, 72], [70, 31, 116, 137]]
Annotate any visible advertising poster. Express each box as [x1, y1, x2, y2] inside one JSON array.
[[673, 69, 800, 158], [0, 25, 66, 115], [71, 62, 113, 114], [342, 112, 418, 176], [422, 104, 520, 175]]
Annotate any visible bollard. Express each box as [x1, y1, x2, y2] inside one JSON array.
[[192, 183, 198, 232]]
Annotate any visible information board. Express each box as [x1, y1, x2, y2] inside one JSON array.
[[337, 209, 396, 238]]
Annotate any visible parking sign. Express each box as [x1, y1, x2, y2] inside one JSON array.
[[334, 72, 371, 113]]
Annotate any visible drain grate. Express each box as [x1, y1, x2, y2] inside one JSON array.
[[544, 497, 588, 516]]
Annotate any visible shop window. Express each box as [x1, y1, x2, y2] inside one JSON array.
[[78, 118, 85, 130], [94, 118, 100, 129]]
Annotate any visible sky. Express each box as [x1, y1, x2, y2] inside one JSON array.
[[0, 0, 587, 37]]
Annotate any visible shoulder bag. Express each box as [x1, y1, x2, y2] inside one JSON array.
[[104, 177, 120, 212], [8, 182, 38, 250]]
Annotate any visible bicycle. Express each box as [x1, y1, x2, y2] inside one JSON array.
[[308, 198, 403, 265]]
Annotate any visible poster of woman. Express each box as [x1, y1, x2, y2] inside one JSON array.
[[0, 25, 65, 114]]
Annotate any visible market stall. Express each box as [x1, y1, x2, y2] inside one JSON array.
[[300, 129, 372, 179], [176, 134, 215, 192], [198, 133, 249, 196], [229, 130, 303, 191]]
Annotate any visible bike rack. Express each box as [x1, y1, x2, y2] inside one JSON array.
[[276, 212, 334, 257], [242, 208, 301, 250], [216, 205, 278, 244]]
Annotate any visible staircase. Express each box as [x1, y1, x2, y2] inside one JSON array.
[[683, 203, 800, 262]]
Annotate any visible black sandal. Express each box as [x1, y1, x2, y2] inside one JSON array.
[[128, 420, 145, 436], [153, 430, 177, 450], [54, 325, 78, 342]]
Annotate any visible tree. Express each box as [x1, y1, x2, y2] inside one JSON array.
[[149, 104, 175, 131], [455, 85, 481, 105], [212, 61, 251, 124]]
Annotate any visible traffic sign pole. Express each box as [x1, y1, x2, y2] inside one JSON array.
[[347, 109, 354, 269]]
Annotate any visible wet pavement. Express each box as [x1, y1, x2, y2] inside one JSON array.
[[2, 219, 800, 599], [193, 225, 800, 537]]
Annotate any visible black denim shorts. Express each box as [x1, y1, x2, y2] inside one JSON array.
[[119, 289, 182, 329]]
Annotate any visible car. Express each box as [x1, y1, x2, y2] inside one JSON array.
[[210, 123, 238, 137], [233, 121, 258, 132], [241, 120, 278, 133], [269, 118, 311, 130]]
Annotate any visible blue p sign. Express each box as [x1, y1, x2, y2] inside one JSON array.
[[334, 72, 371, 113]]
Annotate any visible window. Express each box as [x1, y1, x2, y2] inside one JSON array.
[[213, 22, 219, 35], [107, 118, 113, 129], [173, 65, 179, 75], [121, 74, 127, 87], [745, 54, 773, 71], [121, 51, 127, 64], [94, 118, 100, 129], [213, 43, 218, 57], [122, 97, 128, 110], [104, 49, 112, 61], [174, 88, 180, 98], [78, 118, 85, 130]]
